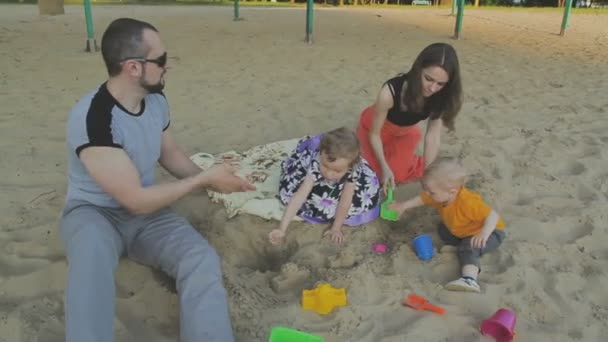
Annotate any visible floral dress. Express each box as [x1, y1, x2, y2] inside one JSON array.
[[278, 134, 381, 226]]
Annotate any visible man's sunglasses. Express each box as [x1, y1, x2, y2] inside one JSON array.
[[121, 52, 167, 68]]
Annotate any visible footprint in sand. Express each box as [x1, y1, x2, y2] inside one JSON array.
[[504, 279, 526, 295], [428, 261, 458, 285], [590, 248, 608, 261], [482, 251, 515, 277], [579, 142, 601, 159], [541, 272, 573, 314], [568, 329, 584, 340], [425, 248, 459, 284], [0, 253, 51, 278], [558, 160, 586, 176], [471, 116, 491, 135], [515, 193, 534, 206], [479, 149, 496, 158], [591, 173, 608, 201], [555, 220, 595, 244], [576, 183, 598, 205]]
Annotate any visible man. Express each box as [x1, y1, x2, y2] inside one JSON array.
[[60, 18, 254, 342]]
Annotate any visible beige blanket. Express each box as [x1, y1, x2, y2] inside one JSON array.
[[190, 138, 302, 221]]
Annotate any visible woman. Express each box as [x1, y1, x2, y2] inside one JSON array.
[[356, 42, 463, 193]]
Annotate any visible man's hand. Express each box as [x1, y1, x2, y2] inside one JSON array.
[[198, 163, 256, 193]]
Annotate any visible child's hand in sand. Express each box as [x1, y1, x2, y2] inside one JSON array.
[[387, 201, 406, 215], [324, 227, 345, 245], [470, 230, 492, 249], [269, 229, 286, 245]]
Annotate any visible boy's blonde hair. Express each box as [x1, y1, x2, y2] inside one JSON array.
[[319, 127, 361, 167], [423, 157, 467, 189]]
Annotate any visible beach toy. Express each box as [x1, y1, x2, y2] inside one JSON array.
[[372, 243, 389, 254], [413, 234, 434, 261], [480, 308, 517, 342], [301, 283, 347, 315], [380, 187, 399, 221], [402, 293, 446, 314], [269, 326, 325, 342]]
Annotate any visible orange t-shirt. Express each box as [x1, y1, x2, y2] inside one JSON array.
[[420, 187, 505, 238]]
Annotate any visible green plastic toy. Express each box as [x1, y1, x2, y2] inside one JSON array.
[[269, 326, 325, 342], [380, 187, 399, 221]]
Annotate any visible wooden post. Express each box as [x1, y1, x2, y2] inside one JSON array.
[[38, 0, 64, 16]]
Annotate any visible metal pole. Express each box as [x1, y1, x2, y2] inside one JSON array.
[[234, 0, 241, 21], [453, 0, 464, 40], [83, 0, 98, 52], [560, 0, 573, 36], [305, 0, 314, 43]]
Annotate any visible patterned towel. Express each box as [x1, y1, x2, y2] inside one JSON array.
[[190, 138, 302, 221]]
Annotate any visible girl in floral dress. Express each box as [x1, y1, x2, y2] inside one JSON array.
[[269, 127, 380, 245]]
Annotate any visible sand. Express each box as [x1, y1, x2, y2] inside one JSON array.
[[1, 4, 607, 342]]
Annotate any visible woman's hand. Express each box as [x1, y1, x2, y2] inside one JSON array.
[[381, 165, 395, 195]]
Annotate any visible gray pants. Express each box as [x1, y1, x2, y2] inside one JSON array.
[[60, 200, 235, 342], [437, 223, 505, 268]]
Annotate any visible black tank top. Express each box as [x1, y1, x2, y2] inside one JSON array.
[[385, 74, 432, 127]]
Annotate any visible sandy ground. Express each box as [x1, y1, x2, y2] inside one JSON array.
[[1, 4, 607, 342]]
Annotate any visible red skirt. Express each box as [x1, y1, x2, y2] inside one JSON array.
[[356, 105, 425, 184]]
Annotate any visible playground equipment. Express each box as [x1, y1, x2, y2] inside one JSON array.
[[453, 0, 465, 39], [83, 0, 98, 52], [234, 0, 241, 21], [453, 0, 574, 39], [232, 0, 314, 43], [79, 0, 577, 51], [560, 0, 574, 36], [305, 0, 314, 43]]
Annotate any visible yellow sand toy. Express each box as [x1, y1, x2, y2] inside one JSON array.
[[301, 283, 347, 315]]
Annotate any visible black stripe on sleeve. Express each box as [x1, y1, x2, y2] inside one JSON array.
[[76, 85, 122, 156]]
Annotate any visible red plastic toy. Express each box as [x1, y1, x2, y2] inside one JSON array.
[[402, 294, 446, 315]]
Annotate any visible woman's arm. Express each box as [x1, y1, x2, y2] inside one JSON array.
[[369, 85, 394, 173], [423, 118, 443, 167]]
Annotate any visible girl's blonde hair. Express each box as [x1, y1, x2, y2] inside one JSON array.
[[319, 127, 361, 167], [423, 157, 467, 189]]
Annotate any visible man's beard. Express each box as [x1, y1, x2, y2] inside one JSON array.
[[139, 72, 165, 94]]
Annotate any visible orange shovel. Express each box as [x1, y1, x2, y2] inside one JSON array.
[[402, 294, 446, 315]]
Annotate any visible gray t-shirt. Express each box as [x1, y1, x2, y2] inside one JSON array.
[[65, 83, 170, 207]]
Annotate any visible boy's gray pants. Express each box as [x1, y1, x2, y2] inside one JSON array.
[[59, 200, 235, 342]]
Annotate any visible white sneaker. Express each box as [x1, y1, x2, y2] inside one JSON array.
[[445, 277, 481, 293]]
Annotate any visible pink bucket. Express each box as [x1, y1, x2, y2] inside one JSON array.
[[480, 308, 517, 342]]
